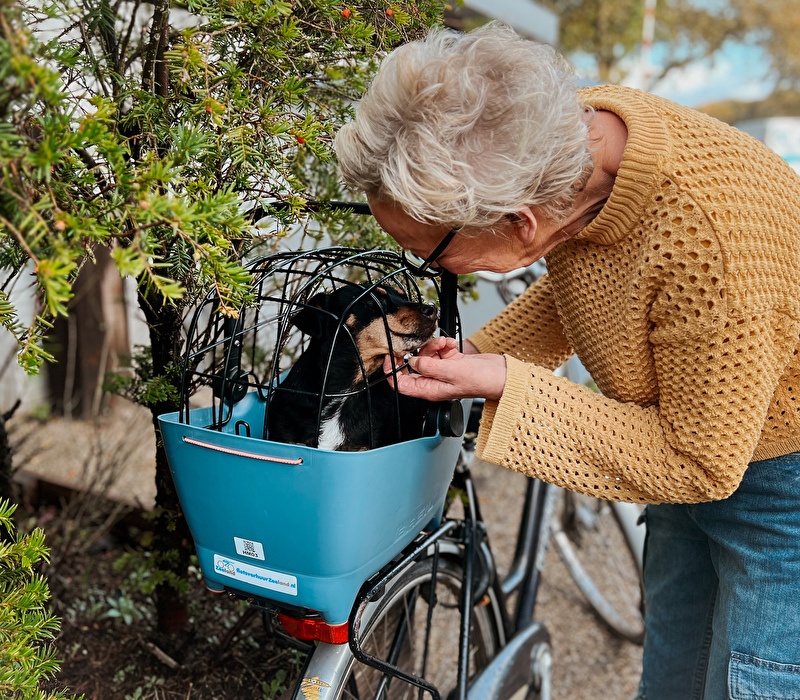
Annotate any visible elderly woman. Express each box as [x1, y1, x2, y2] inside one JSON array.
[[333, 21, 800, 700]]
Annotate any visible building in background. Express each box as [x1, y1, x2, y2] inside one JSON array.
[[448, 0, 558, 45], [736, 117, 800, 174]]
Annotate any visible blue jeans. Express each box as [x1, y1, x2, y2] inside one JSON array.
[[637, 452, 800, 700]]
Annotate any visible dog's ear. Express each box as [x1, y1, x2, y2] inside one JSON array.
[[290, 293, 330, 338]]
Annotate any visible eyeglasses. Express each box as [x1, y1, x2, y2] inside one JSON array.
[[401, 226, 461, 278]]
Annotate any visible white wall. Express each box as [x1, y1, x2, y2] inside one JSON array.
[[1, 267, 47, 412], [463, 0, 558, 44]]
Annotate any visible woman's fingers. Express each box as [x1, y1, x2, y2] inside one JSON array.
[[399, 352, 507, 401], [384, 339, 506, 402], [417, 336, 459, 357]]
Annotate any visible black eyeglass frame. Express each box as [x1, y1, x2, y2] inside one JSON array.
[[401, 226, 461, 278]]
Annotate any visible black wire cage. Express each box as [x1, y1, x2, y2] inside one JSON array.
[[177, 246, 458, 447]]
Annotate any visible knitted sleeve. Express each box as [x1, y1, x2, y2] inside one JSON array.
[[468, 274, 573, 371], [478, 316, 799, 504]]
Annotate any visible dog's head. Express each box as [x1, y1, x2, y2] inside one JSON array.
[[291, 283, 439, 376]]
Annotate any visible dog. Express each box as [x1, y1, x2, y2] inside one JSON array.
[[266, 283, 438, 450]]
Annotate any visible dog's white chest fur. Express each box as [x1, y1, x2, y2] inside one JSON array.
[[317, 399, 347, 451]]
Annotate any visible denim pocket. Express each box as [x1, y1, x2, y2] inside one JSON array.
[[729, 651, 800, 700]]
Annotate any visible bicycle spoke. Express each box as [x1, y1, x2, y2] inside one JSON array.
[[419, 544, 440, 683]]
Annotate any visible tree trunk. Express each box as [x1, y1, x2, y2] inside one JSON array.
[[0, 400, 21, 543], [47, 247, 130, 419], [137, 285, 192, 636]]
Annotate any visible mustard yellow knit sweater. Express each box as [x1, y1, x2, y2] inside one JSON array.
[[469, 85, 800, 504]]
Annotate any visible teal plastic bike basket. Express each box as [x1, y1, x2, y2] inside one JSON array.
[[160, 247, 465, 624], [159, 391, 463, 623]]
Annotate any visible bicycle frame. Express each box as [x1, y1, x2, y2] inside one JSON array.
[[503, 476, 560, 631], [438, 271, 560, 640], [314, 447, 556, 699], [338, 271, 558, 699]]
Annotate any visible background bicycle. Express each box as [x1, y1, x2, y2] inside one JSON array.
[[468, 264, 645, 646]]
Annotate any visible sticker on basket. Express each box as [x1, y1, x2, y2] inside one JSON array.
[[233, 537, 265, 560], [213, 554, 297, 596]]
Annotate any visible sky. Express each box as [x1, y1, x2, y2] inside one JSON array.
[[571, 42, 776, 109], [572, 37, 800, 169], [564, 20, 776, 110], [645, 43, 776, 108]]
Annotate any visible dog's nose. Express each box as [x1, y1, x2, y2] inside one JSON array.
[[422, 304, 437, 317]]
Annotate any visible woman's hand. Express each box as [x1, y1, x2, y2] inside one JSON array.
[[384, 337, 507, 402]]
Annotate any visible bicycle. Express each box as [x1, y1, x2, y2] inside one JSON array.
[[292, 413, 559, 700], [472, 265, 645, 645], [158, 240, 564, 699]]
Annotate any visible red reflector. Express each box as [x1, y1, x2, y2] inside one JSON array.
[[277, 613, 349, 644]]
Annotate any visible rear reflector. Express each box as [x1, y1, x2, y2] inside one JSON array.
[[277, 612, 349, 644]]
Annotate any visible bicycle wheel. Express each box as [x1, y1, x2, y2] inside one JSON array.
[[551, 492, 645, 645], [298, 556, 502, 699]]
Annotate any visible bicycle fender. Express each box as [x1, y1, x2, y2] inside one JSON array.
[[466, 621, 552, 700]]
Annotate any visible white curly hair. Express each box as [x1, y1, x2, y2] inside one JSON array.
[[334, 22, 593, 230]]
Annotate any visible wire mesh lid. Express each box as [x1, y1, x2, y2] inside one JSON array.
[[178, 247, 460, 449]]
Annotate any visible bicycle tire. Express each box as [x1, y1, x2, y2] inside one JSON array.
[[551, 492, 645, 645], [296, 556, 502, 699]]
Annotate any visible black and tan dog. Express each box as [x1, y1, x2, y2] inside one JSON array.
[[266, 283, 438, 450]]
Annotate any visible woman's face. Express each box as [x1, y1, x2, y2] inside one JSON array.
[[367, 196, 567, 274], [368, 197, 535, 274]]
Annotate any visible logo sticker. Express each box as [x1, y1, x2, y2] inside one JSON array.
[[300, 676, 330, 698], [212, 554, 297, 596], [233, 536, 265, 560]]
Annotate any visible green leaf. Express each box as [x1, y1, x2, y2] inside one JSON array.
[[35, 256, 76, 317]]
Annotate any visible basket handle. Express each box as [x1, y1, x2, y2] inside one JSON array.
[[182, 437, 303, 465], [439, 270, 459, 339]]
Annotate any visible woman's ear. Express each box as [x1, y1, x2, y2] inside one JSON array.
[[511, 206, 538, 244]]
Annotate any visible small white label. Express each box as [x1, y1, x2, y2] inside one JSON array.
[[233, 537, 265, 560], [213, 554, 298, 596]]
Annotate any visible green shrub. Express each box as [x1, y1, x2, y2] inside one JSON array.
[[0, 499, 80, 700]]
